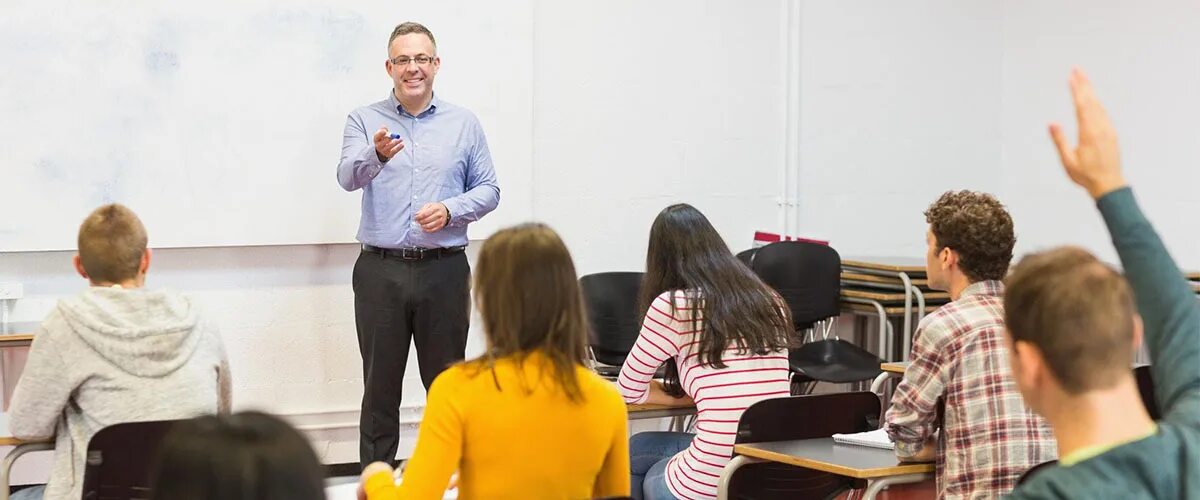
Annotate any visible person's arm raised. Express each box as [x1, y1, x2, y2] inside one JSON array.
[[1049, 68, 1200, 418]]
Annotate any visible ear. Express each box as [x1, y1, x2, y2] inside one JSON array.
[[940, 246, 957, 272], [384, 58, 393, 75], [1130, 313, 1144, 353], [72, 254, 90, 281], [139, 248, 152, 275], [1013, 339, 1047, 394], [430, 55, 441, 75]]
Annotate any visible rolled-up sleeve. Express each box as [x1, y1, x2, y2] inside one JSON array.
[[885, 319, 951, 457]]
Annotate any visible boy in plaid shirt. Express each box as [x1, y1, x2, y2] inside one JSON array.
[[885, 191, 1056, 499]]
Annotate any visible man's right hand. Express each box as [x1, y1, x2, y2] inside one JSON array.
[[1048, 68, 1127, 200], [374, 127, 405, 162]]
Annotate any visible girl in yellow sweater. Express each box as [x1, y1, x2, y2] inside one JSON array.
[[359, 223, 631, 500]]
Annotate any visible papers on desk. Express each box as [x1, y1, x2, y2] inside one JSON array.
[[832, 428, 894, 450]]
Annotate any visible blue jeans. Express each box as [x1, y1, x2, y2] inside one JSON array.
[[10, 485, 44, 500], [630, 431, 693, 500]]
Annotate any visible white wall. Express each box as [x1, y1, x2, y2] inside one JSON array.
[[794, 0, 1004, 257], [532, 0, 789, 274], [794, 0, 1200, 267], [6, 0, 1198, 477], [998, 0, 1200, 265]]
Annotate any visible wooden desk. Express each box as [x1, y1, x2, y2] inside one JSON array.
[[1186, 271, 1199, 281], [841, 258, 928, 361], [0, 412, 54, 500], [627, 403, 695, 433], [841, 273, 929, 287], [842, 258, 927, 275], [717, 438, 933, 500], [842, 301, 939, 316], [626, 403, 694, 421], [842, 289, 949, 304], [872, 363, 911, 400], [0, 323, 37, 349]]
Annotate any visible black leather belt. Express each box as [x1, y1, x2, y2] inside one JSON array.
[[362, 244, 466, 261]]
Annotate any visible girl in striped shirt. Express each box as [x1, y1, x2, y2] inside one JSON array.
[[619, 204, 794, 500]]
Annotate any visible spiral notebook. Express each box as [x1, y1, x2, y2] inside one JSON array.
[[831, 428, 895, 450]]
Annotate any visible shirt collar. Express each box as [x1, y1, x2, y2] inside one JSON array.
[[960, 279, 1005, 300], [388, 90, 440, 118]]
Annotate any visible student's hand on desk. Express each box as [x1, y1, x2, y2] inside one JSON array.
[[1048, 68, 1127, 200], [897, 436, 937, 463], [415, 202, 449, 232], [374, 127, 405, 162]]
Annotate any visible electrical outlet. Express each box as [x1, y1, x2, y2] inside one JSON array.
[[0, 283, 24, 300]]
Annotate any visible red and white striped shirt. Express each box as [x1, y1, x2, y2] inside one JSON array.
[[617, 291, 791, 500]]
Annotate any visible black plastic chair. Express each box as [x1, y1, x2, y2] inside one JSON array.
[[580, 272, 645, 378], [81, 419, 181, 500], [1016, 459, 1058, 486], [742, 242, 882, 393], [727, 392, 880, 499], [1134, 364, 1160, 420]]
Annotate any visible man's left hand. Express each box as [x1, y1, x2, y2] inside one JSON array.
[[415, 202, 449, 233]]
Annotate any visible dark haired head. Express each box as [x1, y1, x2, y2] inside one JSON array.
[[641, 204, 792, 394], [150, 411, 325, 500]]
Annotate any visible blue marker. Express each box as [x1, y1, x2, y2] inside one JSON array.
[[390, 133, 402, 140]]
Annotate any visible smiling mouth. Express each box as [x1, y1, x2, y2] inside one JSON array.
[[403, 77, 424, 87]]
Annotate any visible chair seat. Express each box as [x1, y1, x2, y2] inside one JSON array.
[[791, 363, 882, 384], [789, 339, 882, 384]]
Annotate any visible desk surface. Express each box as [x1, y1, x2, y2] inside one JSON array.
[[842, 257, 927, 274], [842, 273, 929, 287], [880, 362, 910, 374], [735, 438, 933, 479], [1186, 271, 1199, 280], [627, 403, 694, 420]]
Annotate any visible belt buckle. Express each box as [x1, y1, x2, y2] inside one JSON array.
[[400, 248, 423, 260]]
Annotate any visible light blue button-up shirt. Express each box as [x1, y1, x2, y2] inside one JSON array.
[[337, 92, 500, 249]]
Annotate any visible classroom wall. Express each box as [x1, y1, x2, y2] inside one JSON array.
[[793, 0, 1200, 267], [4, 0, 1198, 474]]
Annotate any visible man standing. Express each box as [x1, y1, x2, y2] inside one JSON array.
[[337, 21, 500, 467]]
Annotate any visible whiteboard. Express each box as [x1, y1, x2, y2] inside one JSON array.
[[0, 0, 533, 251]]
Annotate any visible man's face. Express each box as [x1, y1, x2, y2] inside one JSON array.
[[387, 33, 439, 102]]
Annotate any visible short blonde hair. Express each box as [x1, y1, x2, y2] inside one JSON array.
[[77, 204, 147, 283]]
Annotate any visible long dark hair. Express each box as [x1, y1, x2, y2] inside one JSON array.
[[465, 223, 590, 402], [641, 204, 792, 393], [150, 411, 326, 500]]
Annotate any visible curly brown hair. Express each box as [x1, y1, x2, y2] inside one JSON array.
[[924, 190, 1015, 282]]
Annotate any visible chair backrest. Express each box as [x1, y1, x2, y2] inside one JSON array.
[[82, 419, 181, 500], [743, 241, 841, 329], [1134, 364, 1160, 420], [1016, 459, 1058, 486], [728, 392, 880, 499], [579, 272, 645, 367]]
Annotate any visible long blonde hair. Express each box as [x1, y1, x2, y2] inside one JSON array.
[[465, 223, 589, 402]]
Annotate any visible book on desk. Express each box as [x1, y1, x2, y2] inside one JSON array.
[[832, 428, 894, 450]]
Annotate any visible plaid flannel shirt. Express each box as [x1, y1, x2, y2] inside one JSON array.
[[885, 280, 1057, 499]]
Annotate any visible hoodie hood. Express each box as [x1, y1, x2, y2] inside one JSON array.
[[56, 287, 203, 377]]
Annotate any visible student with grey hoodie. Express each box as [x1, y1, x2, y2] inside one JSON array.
[[8, 204, 231, 500]]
